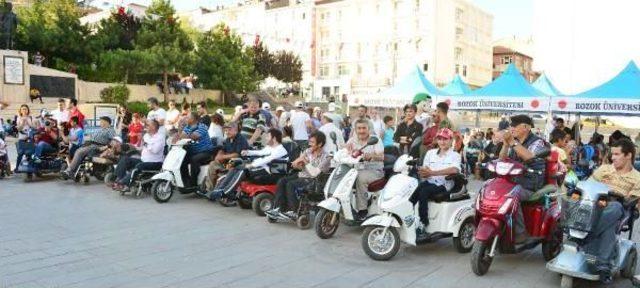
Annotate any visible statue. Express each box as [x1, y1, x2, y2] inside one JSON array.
[[0, 2, 18, 50]]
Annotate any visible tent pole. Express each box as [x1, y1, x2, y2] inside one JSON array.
[[595, 116, 600, 133]]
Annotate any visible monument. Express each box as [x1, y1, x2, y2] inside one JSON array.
[[0, 2, 17, 50]]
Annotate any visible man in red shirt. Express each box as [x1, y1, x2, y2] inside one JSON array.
[[67, 98, 85, 129], [33, 119, 59, 162]]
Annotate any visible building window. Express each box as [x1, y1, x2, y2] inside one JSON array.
[[357, 64, 363, 75], [456, 8, 463, 20], [338, 64, 349, 75], [322, 87, 331, 97], [374, 63, 379, 74], [415, 0, 421, 10], [463, 65, 467, 77], [320, 65, 329, 77], [455, 47, 462, 60], [502, 56, 512, 64], [357, 43, 362, 58], [455, 64, 460, 74], [423, 63, 428, 71], [302, 12, 305, 19], [455, 27, 463, 39]]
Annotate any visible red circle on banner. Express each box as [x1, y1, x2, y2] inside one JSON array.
[[558, 100, 567, 109], [531, 100, 540, 108], [445, 99, 451, 106]]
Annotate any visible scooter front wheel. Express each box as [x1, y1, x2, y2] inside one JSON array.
[[471, 240, 494, 276], [315, 208, 340, 239], [152, 180, 174, 203], [361, 226, 400, 261]]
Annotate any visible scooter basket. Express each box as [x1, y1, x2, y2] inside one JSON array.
[[561, 197, 602, 234]]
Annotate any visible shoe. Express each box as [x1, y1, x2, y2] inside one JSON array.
[[265, 207, 280, 216], [119, 186, 130, 193], [416, 225, 430, 242], [356, 210, 368, 221], [599, 270, 613, 285], [60, 170, 70, 180], [209, 189, 223, 200], [284, 211, 297, 220]]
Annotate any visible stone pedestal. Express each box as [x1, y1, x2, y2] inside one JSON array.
[[0, 50, 29, 104]]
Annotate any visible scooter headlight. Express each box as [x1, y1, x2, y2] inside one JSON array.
[[498, 198, 514, 215]]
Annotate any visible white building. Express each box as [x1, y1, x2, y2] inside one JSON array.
[[80, 3, 148, 26]]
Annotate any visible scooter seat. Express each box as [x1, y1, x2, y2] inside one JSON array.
[[368, 177, 387, 192]]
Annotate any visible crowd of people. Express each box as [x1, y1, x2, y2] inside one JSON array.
[[1, 96, 640, 283]]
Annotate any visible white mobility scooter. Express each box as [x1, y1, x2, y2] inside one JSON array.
[[150, 138, 210, 203], [361, 154, 476, 261]]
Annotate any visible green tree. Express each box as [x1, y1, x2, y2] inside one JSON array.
[[100, 49, 152, 84], [16, 0, 95, 73], [252, 41, 273, 79], [194, 24, 258, 105], [272, 50, 303, 83], [136, 0, 193, 101]]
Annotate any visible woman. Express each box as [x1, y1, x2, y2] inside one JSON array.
[[15, 104, 35, 171], [267, 131, 330, 219], [177, 102, 191, 131], [116, 105, 132, 143], [208, 113, 224, 146], [165, 100, 181, 132]]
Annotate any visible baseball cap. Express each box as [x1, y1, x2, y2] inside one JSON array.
[[436, 128, 454, 140], [112, 136, 123, 143], [262, 102, 271, 110], [216, 108, 224, 115], [276, 106, 285, 112], [295, 101, 303, 108], [327, 102, 336, 112], [510, 115, 534, 128]]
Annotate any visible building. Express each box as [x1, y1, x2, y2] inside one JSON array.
[[80, 3, 148, 26], [313, 0, 492, 99], [492, 36, 539, 82]]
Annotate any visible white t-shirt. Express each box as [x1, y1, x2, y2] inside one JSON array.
[[165, 108, 180, 131], [371, 118, 384, 138], [422, 148, 461, 191], [51, 109, 69, 124], [208, 123, 224, 143], [319, 123, 345, 154], [141, 132, 165, 163], [148, 108, 167, 134], [290, 110, 310, 141]]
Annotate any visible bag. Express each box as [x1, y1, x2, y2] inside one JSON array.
[[304, 163, 321, 177]]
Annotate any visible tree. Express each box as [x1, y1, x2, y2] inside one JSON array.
[[100, 49, 152, 84], [194, 24, 258, 105], [136, 0, 193, 101], [16, 0, 94, 72], [272, 50, 303, 83], [93, 8, 142, 51], [252, 41, 273, 79]]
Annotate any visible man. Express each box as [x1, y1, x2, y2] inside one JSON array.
[[370, 109, 384, 139], [67, 98, 85, 129], [394, 104, 423, 157], [318, 114, 345, 155], [498, 114, 510, 131], [196, 101, 211, 127], [174, 112, 214, 189], [165, 100, 181, 132], [554, 117, 573, 140], [50, 98, 69, 127], [275, 106, 288, 130], [61, 116, 115, 179], [114, 119, 165, 192], [350, 105, 374, 136], [290, 101, 310, 148], [147, 97, 166, 135], [207, 122, 250, 190], [346, 119, 384, 220], [233, 96, 267, 146], [32, 119, 59, 162], [33, 51, 45, 66], [325, 102, 343, 130], [585, 138, 640, 283], [410, 128, 461, 237], [261, 102, 276, 128], [499, 114, 549, 243]]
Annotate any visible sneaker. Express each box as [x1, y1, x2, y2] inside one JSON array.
[[284, 211, 298, 220], [265, 207, 280, 216], [60, 170, 70, 180], [119, 186, 130, 193], [209, 189, 224, 200], [356, 210, 368, 221]]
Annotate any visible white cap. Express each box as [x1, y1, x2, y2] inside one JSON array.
[[327, 102, 336, 112], [112, 136, 123, 144], [262, 102, 271, 110], [276, 106, 285, 112], [295, 101, 303, 108], [216, 109, 224, 116]]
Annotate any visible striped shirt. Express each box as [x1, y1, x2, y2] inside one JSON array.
[[182, 123, 214, 154], [92, 127, 116, 145], [240, 112, 267, 139]]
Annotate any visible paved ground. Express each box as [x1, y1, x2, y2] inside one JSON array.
[[0, 145, 637, 287]]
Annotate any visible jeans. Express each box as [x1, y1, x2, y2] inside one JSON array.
[[115, 156, 141, 183], [15, 140, 34, 169], [583, 201, 625, 272], [180, 150, 213, 187], [274, 174, 315, 212], [410, 181, 447, 226], [120, 161, 163, 186], [34, 142, 56, 158], [66, 144, 99, 174]]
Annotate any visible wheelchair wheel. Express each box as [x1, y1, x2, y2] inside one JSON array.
[[103, 172, 116, 186], [296, 214, 312, 230]]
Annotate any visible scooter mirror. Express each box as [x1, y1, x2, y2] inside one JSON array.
[[366, 137, 379, 146]]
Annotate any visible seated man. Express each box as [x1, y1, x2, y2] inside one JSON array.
[[61, 116, 115, 179], [113, 119, 165, 191], [32, 120, 60, 162], [211, 128, 288, 202], [585, 138, 640, 284], [207, 122, 249, 190], [267, 131, 331, 219], [410, 128, 461, 238], [173, 112, 214, 189], [499, 115, 548, 243], [346, 119, 385, 221]]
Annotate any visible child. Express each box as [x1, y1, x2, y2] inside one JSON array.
[[127, 113, 144, 147], [382, 115, 395, 148], [67, 116, 84, 160], [550, 128, 570, 174]]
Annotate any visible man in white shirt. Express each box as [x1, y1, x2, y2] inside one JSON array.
[[50, 98, 69, 125], [410, 128, 461, 233], [115, 119, 165, 192], [146, 97, 167, 135], [165, 100, 180, 132], [290, 101, 310, 147], [325, 102, 343, 130], [369, 109, 384, 139], [318, 114, 344, 155]]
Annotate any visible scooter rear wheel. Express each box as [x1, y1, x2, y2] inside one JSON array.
[[453, 218, 475, 253], [622, 247, 638, 279], [296, 214, 311, 230], [315, 208, 340, 239], [471, 240, 493, 276], [361, 226, 400, 261]]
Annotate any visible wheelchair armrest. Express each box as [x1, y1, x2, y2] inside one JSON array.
[[444, 173, 468, 185]]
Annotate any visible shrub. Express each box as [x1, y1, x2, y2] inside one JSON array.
[[100, 85, 130, 105], [126, 101, 150, 116]]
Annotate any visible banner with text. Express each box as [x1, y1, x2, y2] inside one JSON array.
[[436, 96, 550, 112], [550, 97, 640, 115]]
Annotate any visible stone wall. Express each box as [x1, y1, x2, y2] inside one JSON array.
[[77, 81, 222, 104]]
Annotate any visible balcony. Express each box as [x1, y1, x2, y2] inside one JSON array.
[[265, 0, 290, 10]]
